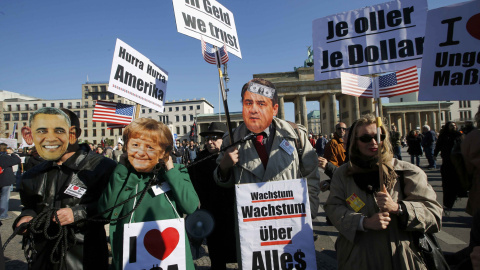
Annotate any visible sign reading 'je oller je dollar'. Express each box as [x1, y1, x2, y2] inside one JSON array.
[[313, 0, 427, 81], [172, 0, 242, 59], [108, 38, 169, 112]]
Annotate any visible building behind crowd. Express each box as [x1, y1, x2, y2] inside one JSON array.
[[0, 82, 214, 147]]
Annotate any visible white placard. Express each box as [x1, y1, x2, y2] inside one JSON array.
[[123, 219, 186, 270], [172, 0, 242, 59], [313, 0, 427, 81], [236, 179, 316, 270], [419, 1, 480, 101], [108, 39, 169, 112], [0, 138, 19, 149]]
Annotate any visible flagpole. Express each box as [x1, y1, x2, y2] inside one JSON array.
[[135, 104, 141, 119], [214, 45, 234, 144], [371, 74, 384, 190]]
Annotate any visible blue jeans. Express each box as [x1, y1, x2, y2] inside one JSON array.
[[0, 185, 11, 218], [424, 146, 436, 168], [176, 157, 182, 164], [393, 146, 402, 160], [410, 155, 420, 166]]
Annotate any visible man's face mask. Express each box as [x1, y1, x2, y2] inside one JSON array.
[[31, 114, 76, 161]]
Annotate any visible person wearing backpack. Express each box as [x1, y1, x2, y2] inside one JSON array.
[[0, 143, 21, 220]]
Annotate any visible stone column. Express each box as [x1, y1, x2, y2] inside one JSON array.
[[436, 110, 442, 132], [352, 96, 360, 121], [329, 93, 337, 133], [299, 95, 308, 130], [416, 112, 421, 129], [294, 96, 300, 123], [278, 96, 285, 120], [430, 111, 436, 131], [318, 99, 323, 134], [401, 113, 407, 136], [387, 113, 392, 127]]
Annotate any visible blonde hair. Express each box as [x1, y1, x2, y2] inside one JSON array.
[[348, 114, 393, 160], [123, 118, 173, 162]]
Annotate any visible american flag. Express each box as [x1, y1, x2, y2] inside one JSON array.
[[341, 66, 419, 98], [340, 72, 374, 98], [93, 101, 136, 125], [377, 66, 419, 97], [8, 123, 17, 139], [201, 37, 229, 65]]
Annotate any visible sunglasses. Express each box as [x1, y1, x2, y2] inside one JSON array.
[[337, 127, 346, 130], [205, 135, 220, 141], [357, 134, 386, 143]]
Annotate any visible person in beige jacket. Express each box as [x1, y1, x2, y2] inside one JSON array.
[[325, 114, 442, 270]]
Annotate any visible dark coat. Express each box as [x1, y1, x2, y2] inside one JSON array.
[[188, 149, 237, 264], [23, 153, 45, 172], [14, 144, 117, 270], [406, 134, 423, 156], [422, 130, 437, 148], [0, 153, 21, 187], [434, 130, 462, 160]]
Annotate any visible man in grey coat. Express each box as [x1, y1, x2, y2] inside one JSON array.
[[214, 78, 320, 219]]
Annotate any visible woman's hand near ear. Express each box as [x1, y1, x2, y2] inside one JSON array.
[[165, 156, 174, 171]]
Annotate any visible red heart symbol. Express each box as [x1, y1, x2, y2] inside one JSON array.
[[143, 228, 179, 260], [73, 186, 79, 191]]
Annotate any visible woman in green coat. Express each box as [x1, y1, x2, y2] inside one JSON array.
[[99, 118, 199, 270]]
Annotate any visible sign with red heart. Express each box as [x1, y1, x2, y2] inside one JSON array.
[[144, 228, 179, 260], [123, 219, 186, 270]]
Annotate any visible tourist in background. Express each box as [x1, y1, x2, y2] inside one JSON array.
[[435, 121, 464, 212], [324, 122, 347, 167], [406, 130, 423, 167], [422, 125, 437, 169], [389, 125, 402, 160], [0, 143, 21, 220]]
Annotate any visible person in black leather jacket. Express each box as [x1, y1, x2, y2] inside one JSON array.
[[13, 108, 117, 270]]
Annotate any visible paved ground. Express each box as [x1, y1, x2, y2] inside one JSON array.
[[0, 147, 472, 269]]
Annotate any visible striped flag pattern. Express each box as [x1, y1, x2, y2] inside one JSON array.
[[201, 37, 229, 65], [341, 66, 419, 98], [8, 123, 17, 139], [377, 66, 419, 97], [340, 72, 374, 98], [93, 101, 136, 125]]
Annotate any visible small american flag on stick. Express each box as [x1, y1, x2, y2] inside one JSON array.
[[201, 37, 229, 65]]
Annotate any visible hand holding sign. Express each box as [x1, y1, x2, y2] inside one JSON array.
[[375, 184, 399, 213]]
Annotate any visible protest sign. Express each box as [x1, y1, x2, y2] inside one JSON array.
[[123, 219, 186, 270], [172, 0, 242, 58], [108, 39, 169, 112], [0, 138, 18, 149], [236, 179, 316, 270], [313, 0, 427, 81], [419, 1, 480, 101]]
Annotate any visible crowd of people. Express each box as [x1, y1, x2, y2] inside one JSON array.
[[0, 78, 478, 270]]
